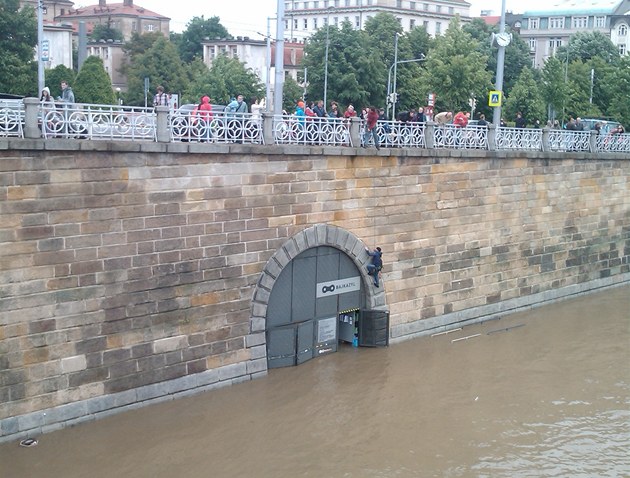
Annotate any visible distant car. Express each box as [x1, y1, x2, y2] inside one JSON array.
[[580, 118, 621, 135]]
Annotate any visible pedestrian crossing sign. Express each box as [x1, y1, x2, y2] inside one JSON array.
[[489, 90, 502, 107]]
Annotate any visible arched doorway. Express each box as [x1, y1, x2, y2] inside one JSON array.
[[250, 225, 389, 369]]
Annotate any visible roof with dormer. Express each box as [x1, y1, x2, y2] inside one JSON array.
[[58, 2, 170, 20], [523, 0, 622, 16]]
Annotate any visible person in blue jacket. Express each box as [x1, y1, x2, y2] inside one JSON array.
[[366, 246, 383, 287]]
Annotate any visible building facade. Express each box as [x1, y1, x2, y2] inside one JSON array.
[[284, 0, 471, 40], [519, 0, 630, 68]]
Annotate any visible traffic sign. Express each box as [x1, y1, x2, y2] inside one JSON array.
[[489, 90, 502, 107], [41, 40, 49, 62]]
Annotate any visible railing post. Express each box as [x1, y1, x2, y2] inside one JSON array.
[[425, 121, 435, 149], [262, 112, 274, 145], [488, 124, 498, 151], [542, 127, 551, 152], [23, 97, 40, 139], [155, 106, 170, 143], [589, 129, 597, 153], [349, 117, 361, 147]]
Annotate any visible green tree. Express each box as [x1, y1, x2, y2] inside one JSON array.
[[178, 16, 231, 63], [90, 23, 124, 42], [564, 60, 601, 119], [603, 56, 630, 127], [73, 56, 115, 104], [541, 56, 567, 122], [185, 55, 263, 105], [503, 67, 546, 125], [556, 31, 619, 64], [282, 76, 304, 112], [125, 36, 189, 106], [45, 65, 76, 99], [0, 0, 37, 95], [420, 17, 492, 113]]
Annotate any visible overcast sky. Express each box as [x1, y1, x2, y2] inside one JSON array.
[[87, 0, 551, 36]]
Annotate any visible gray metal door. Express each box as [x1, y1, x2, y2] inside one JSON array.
[[266, 246, 364, 369]]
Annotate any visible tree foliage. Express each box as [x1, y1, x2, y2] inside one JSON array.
[[124, 36, 189, 106], [557, 31, 619, 64], [178, 16, 231, 63], [90, 23, 124, 42], [503, 67, 545, 125], [73, 56, 115, 104], [282, 75, 304, 112], [541, 57, 567, 121], [184, 55, 263, 105], [420, 17, 492, 112], [0, 0, 37, 95]]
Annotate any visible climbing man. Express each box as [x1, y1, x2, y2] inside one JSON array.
[[366, 246, 383, 288]]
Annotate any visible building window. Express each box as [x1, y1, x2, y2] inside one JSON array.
[[396, 0, 402, 7], [294, 18, 298, 29], [619, 24, 628, 36], [549, 17, 564, 29], [355, 16, 360, 28], [42, 6, 47, 14], [314, 0, 319, 7], [549, 38, 562, 55], [231, 46, 238, 57], [313, 18, 318, 29], [344, 16, 350, 22], [436, 5, 441, 13], [448, 6, 454, 14], [619, 44, 627, 55], [410, 19, 416, 29], [423, 20, 429, 29], [424, 3, 429, 10], [528, 18, 539, 29], [334, 16, 339, 25], [410, 1, 416, 9], [528, 38, 536, 51], [303, 18, 308, 28], [132, 21, 137, 31], [285, 2, 291, 10], [285, 19, 289, 29], [145, 24, 155, 32], [436, 22, 442, 34], [334, 0, 340, 6], [572, 16, 588, 29], [345, 0, 350, 6], [595, 16, 606, 28]]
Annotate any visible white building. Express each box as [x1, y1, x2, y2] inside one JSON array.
[[284, 0, 471, 40], [519, 0, 630, 68]]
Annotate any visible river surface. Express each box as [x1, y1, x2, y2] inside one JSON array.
[[1, 286, 629, 477]]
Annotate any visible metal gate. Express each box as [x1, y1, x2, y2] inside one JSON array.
[[266, 246, 364, 369]]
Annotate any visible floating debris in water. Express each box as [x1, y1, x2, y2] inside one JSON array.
[[487, 323, 526, 335], [19, 438, 38, 448]]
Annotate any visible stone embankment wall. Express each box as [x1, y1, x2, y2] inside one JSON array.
[[1, 141, 629, 442]]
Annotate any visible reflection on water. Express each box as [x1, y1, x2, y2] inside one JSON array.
[[1, 286, 629, 478]]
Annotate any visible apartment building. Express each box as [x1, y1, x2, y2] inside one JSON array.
[[519, 0, 630, 68], [284, 0, 471, 41]]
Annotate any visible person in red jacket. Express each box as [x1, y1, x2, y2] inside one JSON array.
[[193, 96, 213, 141], [362, 106, 380, 150], [453, 111, 470, 128]]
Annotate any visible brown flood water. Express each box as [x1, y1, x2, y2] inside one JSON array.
[[2, 286, 629, 477]]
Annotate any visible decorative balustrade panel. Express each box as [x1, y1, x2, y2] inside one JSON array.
[[434, 124, 488, 150], [170, 112, 263, 144], [496, 127, 543, 151], [362, 121, 425, 148], [596, 132, 630, 153], [548, 130, 591, 152], [273, 116, 351, 146], [0, 101, 24, 138], [40, 104, 156, 141]]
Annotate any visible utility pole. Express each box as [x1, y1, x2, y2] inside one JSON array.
[[392, 32, 399, 121], [492, 0, 508, 127], [273, 0, 285, 115], [37, 0, 45, 94]]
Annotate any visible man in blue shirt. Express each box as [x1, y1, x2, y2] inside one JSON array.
[[366, 246, 383, 287]]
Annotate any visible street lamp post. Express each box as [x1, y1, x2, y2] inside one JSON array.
[[273, 0, 286, 115], [392, 32, 400, 120], [323, 7, 335, 110], [37, 0, 45, 94], [492, 0, 508, 126]]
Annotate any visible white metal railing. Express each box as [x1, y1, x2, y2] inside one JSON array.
[[273, 115, 351, 146], [548, 129, 591, 152], [496, 127, 543, 151], [0, 100, 25, 138], [3, 98, 630, 155], [596, 132, 630, 153], [434, 124, 488, 149], [170, 111, 264, 144], [362, 121, 426, 148], [40, 103, 156, 141]]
